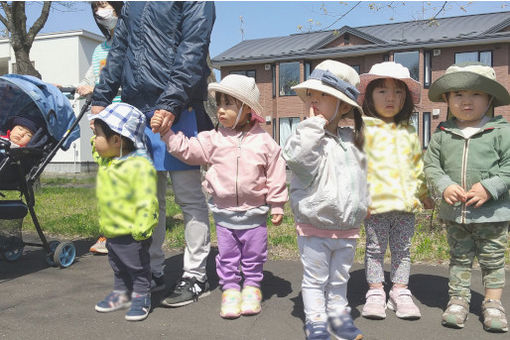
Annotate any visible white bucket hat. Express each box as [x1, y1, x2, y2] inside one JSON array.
[[88, 102, 147, 150], [208, 74, 264, 123], [291, 59, 362, 119], [358, 61, 421, 105]]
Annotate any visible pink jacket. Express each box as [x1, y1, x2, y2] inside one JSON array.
[[161, 124, 288, 215]]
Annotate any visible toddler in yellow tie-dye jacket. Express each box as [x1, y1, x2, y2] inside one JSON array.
[[357, 62, 434, 322]]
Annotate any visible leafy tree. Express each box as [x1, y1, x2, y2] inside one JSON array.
[[0, 1, 52, 79]]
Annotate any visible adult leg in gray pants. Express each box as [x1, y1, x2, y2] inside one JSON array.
[[151, 170, 212, 307]]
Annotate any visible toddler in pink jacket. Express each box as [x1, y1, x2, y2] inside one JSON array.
[[151, 74, 288, 319]]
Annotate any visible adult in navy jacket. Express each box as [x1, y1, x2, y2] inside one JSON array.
[[91, 1, 215, 307]]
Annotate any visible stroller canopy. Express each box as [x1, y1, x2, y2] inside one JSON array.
[[0, 74, 79, 150]]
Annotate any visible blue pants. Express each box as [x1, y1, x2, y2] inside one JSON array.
[[107, 235, 152, 295]]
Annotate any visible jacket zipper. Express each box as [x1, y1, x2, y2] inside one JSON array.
[[236, 132, 247, 206], [460, 138, 470, 223]]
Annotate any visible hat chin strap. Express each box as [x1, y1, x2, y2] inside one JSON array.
[[231, 103, 245, 129], [326, 100, 340, 123]]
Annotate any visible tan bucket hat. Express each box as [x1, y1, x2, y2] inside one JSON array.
[[358, 61, 421, 105], [428, 62, 510, 107], [208, 74, 264, 123], [291, 59, 362, 118]]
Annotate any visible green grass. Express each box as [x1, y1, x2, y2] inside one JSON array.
[[5, 175, 510, 263]]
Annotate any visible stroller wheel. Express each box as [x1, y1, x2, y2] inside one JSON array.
[[45, 240, 60, 266], [1, 236, 24, 262], [53, 242, 76, 268]]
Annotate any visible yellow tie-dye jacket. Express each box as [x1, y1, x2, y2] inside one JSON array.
[[364, 117, 428, 214]]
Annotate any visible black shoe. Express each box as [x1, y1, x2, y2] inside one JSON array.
[[150, 274, 166, 292], [160, 277, 210, 307]]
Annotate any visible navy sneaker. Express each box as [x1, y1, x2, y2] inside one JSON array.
[[304, 321, 332, 340], [125, 293, 151, 321], [95, 291, 131, 313], [328, 309, 363, 340]]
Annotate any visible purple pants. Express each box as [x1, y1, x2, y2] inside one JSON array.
[[215, 224, 268, 290]]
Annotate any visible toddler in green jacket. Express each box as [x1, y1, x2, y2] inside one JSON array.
[[89, 103, 158, 322], [424, 62, 510, 333]]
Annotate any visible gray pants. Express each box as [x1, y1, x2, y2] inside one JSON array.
[[149, 170, 210, 282]]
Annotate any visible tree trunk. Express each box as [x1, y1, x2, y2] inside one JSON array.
[[13, 45, 41, 78]]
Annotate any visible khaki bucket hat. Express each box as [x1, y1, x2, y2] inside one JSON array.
[[428, 62, 510, 107], [291, 59, 362, 118], [208, 74, 264, 123]]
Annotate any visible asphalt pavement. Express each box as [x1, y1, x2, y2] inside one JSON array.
[[1, 235, 509, 340]]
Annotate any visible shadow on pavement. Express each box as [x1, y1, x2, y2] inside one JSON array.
[[0, 235, 96, 281]]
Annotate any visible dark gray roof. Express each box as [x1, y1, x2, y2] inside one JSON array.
[[213, 11, 510, 67]]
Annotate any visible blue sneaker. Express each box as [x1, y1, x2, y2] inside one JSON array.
[[125, 293, 151, 321], [328, 309, 363, 340], [304, 321, 332, 340], [95, 291, 131, 313]]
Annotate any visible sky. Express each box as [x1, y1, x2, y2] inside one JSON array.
[[18, 0, 510, 77]]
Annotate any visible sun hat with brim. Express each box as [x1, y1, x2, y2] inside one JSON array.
[[358, 61, 421, 105], [88, 102, 147, 150], [428, 62, 510, 107], [208, 74, 264, 123], [291, 59, 362, 119]]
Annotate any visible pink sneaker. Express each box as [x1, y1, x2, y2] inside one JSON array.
[[362, 288, 386, 319], [387, 288, 421, 320]]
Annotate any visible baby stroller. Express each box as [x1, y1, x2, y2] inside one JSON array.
[[0, 74, 88, 268]]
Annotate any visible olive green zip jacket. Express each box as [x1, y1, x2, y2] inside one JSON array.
[[424, 115, 510, 224]]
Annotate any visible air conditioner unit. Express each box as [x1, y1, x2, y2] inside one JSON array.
[[265, 115, 272, 123], [264, 64, 271, 71], [433, 49, 441, 56], [432, 108, 440, 117]]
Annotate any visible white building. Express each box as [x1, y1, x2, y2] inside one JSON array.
[[0, 30, 104, 173]]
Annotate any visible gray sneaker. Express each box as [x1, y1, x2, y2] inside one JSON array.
[[441, 298, 469, 329], [160, 277, 210, 307]]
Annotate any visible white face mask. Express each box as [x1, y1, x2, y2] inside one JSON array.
[[96, 8, 118, 31]]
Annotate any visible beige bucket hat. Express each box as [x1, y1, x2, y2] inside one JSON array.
[[208, 74, 264, 123], [291, 59, 362, 118], [358, 61, 421, 105], [428, 62, 510, 107]]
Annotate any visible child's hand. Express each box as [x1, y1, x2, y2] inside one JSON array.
[[150, 112, 163, 133], [271, 214, 283, 226], [308, 105, 325, 121], [465, 182, 491, 208], [421, 196, 435, 210], [443, 184, 466, 206]]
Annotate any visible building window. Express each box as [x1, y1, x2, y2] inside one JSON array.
[[279, 62, 300, 96], [383, 54, 390, 62], [410, 112, 419, 132], [424, 51, 431, 88], [455, 51, 492, 66], [272, 64, 276, 98], [279, 117, 300, 147], [351, 65, 360, 74], [394, 51, 419, 81], [344, 32, 350, 44], [229, 70, 256, 79], [304, 62, 312, 80], [422, 112, 431, 148], [272, 118, 277, 138]]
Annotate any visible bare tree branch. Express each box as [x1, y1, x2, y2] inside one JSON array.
[[430, 1, 448, 21], [323, 1, 362, 30], [0, 2, 12, 30], [27, 1, 51, 43]]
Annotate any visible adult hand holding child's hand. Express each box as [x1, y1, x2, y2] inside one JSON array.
[[443, 184, 466, 206], [151, 109, 175, 135]]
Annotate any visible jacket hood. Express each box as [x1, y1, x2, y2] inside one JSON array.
[[363, 116, 410, 128]]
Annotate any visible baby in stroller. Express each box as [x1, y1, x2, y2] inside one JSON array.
[[1, 115, 43, 148]]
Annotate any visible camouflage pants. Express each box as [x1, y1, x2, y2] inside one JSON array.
[[446, 221, 508, 302]]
